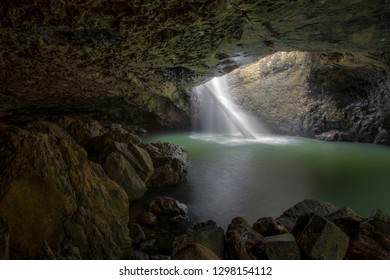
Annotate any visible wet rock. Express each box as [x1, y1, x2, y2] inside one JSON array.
[[169, 214, 189, 225], [172, 243, 220, 260], [138, 212, 158, 226], [262, 233, 301, 260], [173, 220, 225, 259], [277, 199, 338, 231], [129, 223, 146, 244], [0, 123, 131, 259], [0, 218, 9, 260], [143, 142, 189, 188], [346, 209, 390, 259], [149, 197, 188, 217], [225, 217, 263, 260], [326, 207, 364, 239], [294, 215, 349, 260], [252, 217, 288, 237]]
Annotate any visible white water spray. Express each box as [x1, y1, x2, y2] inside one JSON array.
[[192, 75, 268, 139]]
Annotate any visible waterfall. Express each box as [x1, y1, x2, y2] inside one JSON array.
[[192, 76, 267, 139]]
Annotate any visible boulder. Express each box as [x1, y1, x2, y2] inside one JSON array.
[[142, 142, 189, 188], [138, 212, 158, 226], [346, 209, 390, 259], [53, 116, 106, 148], [139, 239, 156, 253], [0, 218, 9, 260], [129, 223, 146, 244], [87, 130, 154, 201], [149, 197, 188, 217], [225, 217, 264, 260], [172, 220, 225, 259], [261, 233, 301, 260], [0, 123, 131, 259], [132, 250, 149, 260], [294, 215, 349, 260], [326, 207, 364, 240], [172, 243, 220, 260], [252, 217, 289, 237], [277, 199, 338, 231]]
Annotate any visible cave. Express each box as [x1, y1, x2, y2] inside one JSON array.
[[0, 1, 390, 260]]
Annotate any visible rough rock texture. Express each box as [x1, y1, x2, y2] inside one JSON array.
[[87, 129, 154, 201], [252, 217, 288, 237], [1, 1, 389, 130], [277, 199, 338, 231], [0, 122, 131, 259], [293, 215, 349, 260], [143, 142, 189, 188], [261, 233, 301, 260], [228, 51, 390, 144], [148, 196, 189, 225], [225, 217, 263, 260], [172, 220, 225, 259], [0, 218, 9, 260]]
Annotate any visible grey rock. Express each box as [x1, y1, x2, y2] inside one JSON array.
[[252, 217, 288, 237], [129, 223, 146, 244], [262, 233, 301, 260], [149, 197, 188, 217]]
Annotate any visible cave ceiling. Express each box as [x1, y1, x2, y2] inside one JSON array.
[[0, 0, 389, 127]]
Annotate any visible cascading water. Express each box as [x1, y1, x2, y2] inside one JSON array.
[[192, 75, 268, 140]]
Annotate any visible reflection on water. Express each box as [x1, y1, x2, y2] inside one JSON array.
[[140, 132, 390, 229]]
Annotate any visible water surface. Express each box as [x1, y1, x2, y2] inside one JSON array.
[[140, 133, 390, 229]]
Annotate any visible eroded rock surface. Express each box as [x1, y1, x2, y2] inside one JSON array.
[[0, 121, 131, 259]]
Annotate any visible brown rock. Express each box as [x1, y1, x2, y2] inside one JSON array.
[[138, 212, 158, 226], [173, 220, 225, 259], [252, 217, 288, 237], [129, 223, 146, 244], [143, 142, 189, 188], [277, 199, 338, 231], [262, 233, 301, 260], [0, 218, 9, 260], [225, 217, 263, 260], [149, 197, 188, 217], [295, 215, 349, 260], [0, 123, 131, 259], [139, 239, 156, 253]]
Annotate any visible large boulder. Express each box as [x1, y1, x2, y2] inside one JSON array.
[[277, 199, 338, 231], [346, 209, 390, 259], [172, 220, 225, 259], [252, 217, 288, 237], [148, 196, 188, 225], [87, 130, 154, 201], [293, 215, 349, 260], [225, 217, 264, 260], [261, 233, 301, 260], [0, 122, 131, 259], [142, 142, 189, 188]]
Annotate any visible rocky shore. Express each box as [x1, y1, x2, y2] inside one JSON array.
[[0, 117, 389, 260]]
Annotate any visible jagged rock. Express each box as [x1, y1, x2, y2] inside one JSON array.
[[252, 217, 288, 237], [261, 233, 301, 260], [277, 199, 338, 231], [129, 223, 146, 244], [0, 218, 9, 260], [0, 122, 131, 259], [172, 220, 225, 259], [138, 212, 158, 226], [142, 142, 189, 188], [346, 209, 390, 259], [87, 130, 154, 201], [53, 116, 106, 148], [326, 207, 364, 239], [149, 197, 188, 217], [57, 244, 82, 260], [294, 215, 349, 260], [42, 241, 56, 260], [225, 217, 263, 260], [172, 243, 220, 260], [169, 214, 189, 225]]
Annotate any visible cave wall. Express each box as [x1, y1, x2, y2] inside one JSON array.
[[228, 52, 390, 144], [0, 0, 389, 128]]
